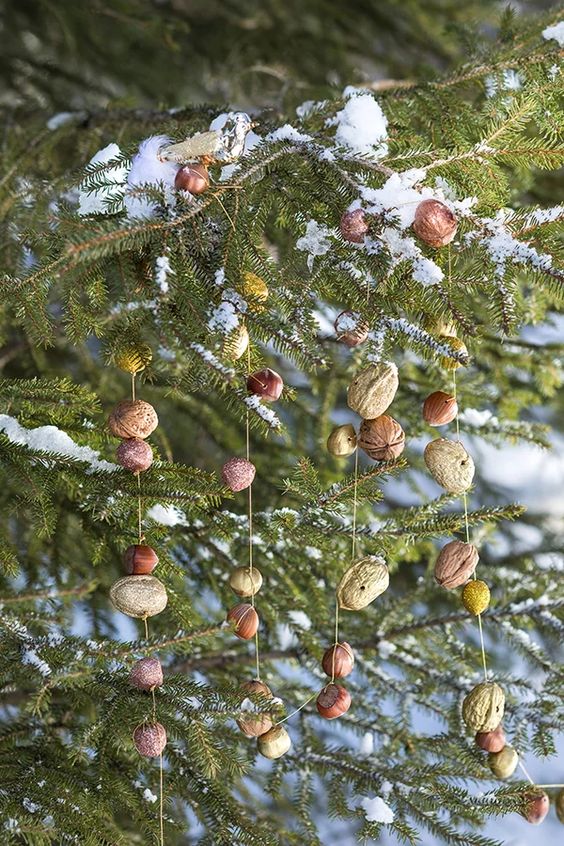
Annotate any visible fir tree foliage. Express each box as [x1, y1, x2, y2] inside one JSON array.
[[0, 3, 563, 845]]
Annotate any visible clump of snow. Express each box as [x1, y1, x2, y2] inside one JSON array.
[[147, 503, 188, 527], [287, 610, 312, 629], [459, 408, 498, 427], [47, 111, 86, 130], [78, 143, 127, 216], [296, 220, 334, 270], [377, 640, 396, 659], [124, 135, 179, 219], [243, 395, 281, 429], [22, 798, 40, 814], [478, 211, 553, 277], [155, 255, 174, 294], [208, 301, 239, 334], [266, 124, 312, 144], [143, 788, 157, 804], [333, 91, 388, 158], [542, 21, 564, 47], [0, 414, 117, 472], [485, 69, 523, 98], [22, 649, 51, 677], [359, 732, 374, 755], [359, 795, 395, 824], [381, 227, 444, 286]]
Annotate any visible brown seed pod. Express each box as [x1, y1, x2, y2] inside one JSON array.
[[347, 362, 399, 419], [462, 682, 505, 732], [109, 575, 168, 619], [108, 400, 158, 440], [488, 745, 519, 779], [236, 680, 274, 737], [475, 725, 506, 753], [229, 566, 263, 597], [257, 725, 291, 759], [555, 788, 564, 824], [340, 208, 369, 243], [129, 657, 163, 691], [334, 311, 369, 347], [247, 368, 283, 402], [116, 438, 153, 472], [358, 415, 405, 461], [316, 683, 351, 720], [424, 438, 475, 493], [337, 555, 389, 611], [412, 199, 457, 248], [327, 424, 357, 457], [124, 544, 159, 575], [321, 642, 355, 678], [174, 163, 209, 194], [422, 391, 458, 426], [222, 457, 256, 492], [227, 603, 259, 640], [521, 789, 550, 825], [133, 722, 167, 757], [434, 540, 478, 589]]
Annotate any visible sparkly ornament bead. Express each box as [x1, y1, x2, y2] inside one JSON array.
[[222, 457, 256, 492], [133, 722, 167, 757], [316, 683, 351, 720], [174, 163, 209, 194], [109, 575, 168, 619], [321, 642, 355, 678], [247, 368, 283, 402], [129, 657, 164, 691], [462, 580, 490, 615], [521, 790, 550, 825], [488, 745, 519, 779], [327, 424, 357, 457], [116, 438, 153, 472], [115, 343, 153, 374], [555, 789, 564, 824], [124, 544, 159, 575], [236, 680, 273, 737], [242, 272, 269, 311], [434, 540, 478, 589], [257, 725, 291, 759], [229, 566, 263, 597], [109, 400, 158, 440], [334, 311, 369, 347], [412, 199, 457, 248], [347, 362, 399, 419], [424, 438, 475, 493], [462, 682, 505, 732], [340, 208, 369, 243], [223, 324, 249, 361], [358, 415, 405, 461], [422, 391, 458, 426], [337, 555, 389, 611], [227, 603, 259, 640], [475, 725, 506, 753], [439, 336, 469, 370]]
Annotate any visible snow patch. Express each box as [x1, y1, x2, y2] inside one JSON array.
[[359, 795, 395, 824], [542, 21, 564, 48], [296, 220, 334, 270], [333, 91, 388, 158], [78, 143, 127, 216], [124, 135, 179, 219]]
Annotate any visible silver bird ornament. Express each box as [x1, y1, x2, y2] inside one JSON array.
[[159, 112, 255, 166]]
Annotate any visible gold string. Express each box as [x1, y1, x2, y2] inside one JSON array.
[[246, 345, 260, 681], [536, 783, 564, 788], [331, 446, 359, 681], [159, 754, 164, 846], [518, 760, 536, 786], [131, 372, 136, 401], [452, 369, 488, 682], [274, 692, 318, 726]]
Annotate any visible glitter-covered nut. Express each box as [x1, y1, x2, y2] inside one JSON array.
[[222, 457, 256, 492], [462, 579, 490, 615], [116, 439, 153, 472], [133, 722, 167, 757], [108, 400, 158, 440], [340, 208, 369, 243], [129, 657, 164, 691], [412, 199, 457, 248]]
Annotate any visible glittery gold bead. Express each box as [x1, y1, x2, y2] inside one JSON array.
[[462, 579, 490, 615], [115, 343, 153, 374], [242, 272, 269, 311], [438, 336, 468, 370]]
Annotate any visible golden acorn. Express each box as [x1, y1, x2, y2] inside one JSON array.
[[115, 343, 153, 374], [242, 272, 269, 311], [327, 424, 357, 457], [488, 746, 519, 779], [462, 580, 490, 615], [222, 324, 250, 361], [257, 725, 291, 759], [439, 336, 468, 370]]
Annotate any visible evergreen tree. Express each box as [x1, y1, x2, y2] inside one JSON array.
[[0, 2, 563, 844]]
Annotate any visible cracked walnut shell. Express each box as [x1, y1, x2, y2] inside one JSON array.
[[358, 415, 405, 461], [462, 682, 505, 732], [109, 400, 158, 440], [337, 555, 389, 611], [347, 362, 399, 420]]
